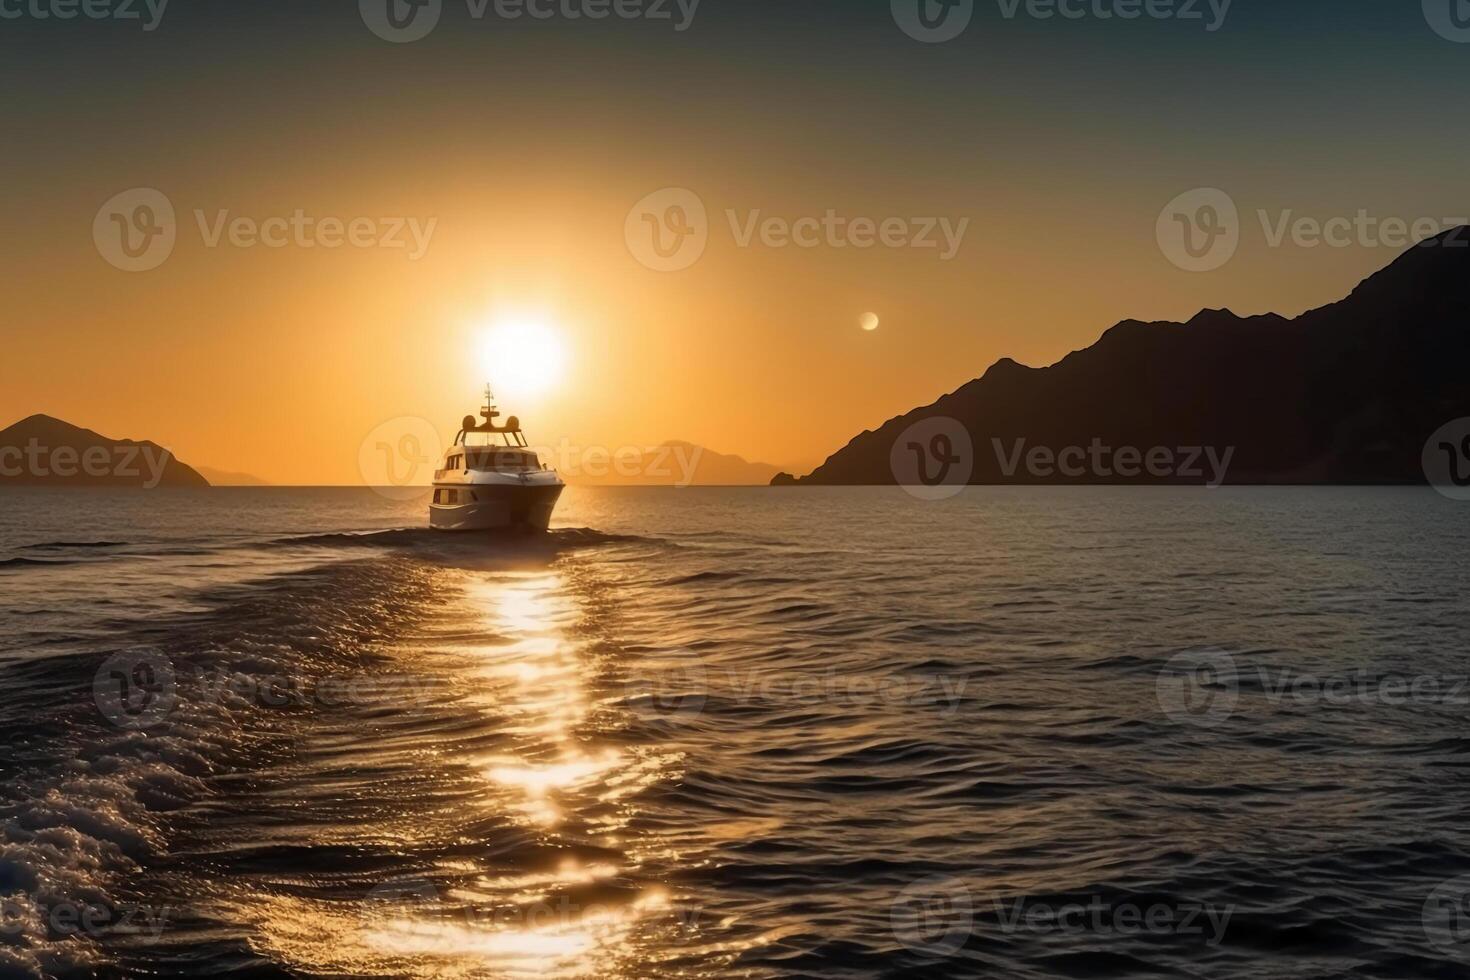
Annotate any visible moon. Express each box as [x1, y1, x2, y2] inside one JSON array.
[[860, 312, 880, 332]]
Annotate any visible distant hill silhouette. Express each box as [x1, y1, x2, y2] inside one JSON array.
[[568, 441, 783, 486], [196, 466, 270, 487], [0, 415, 209, 488], [776, 227, 1470, 486]]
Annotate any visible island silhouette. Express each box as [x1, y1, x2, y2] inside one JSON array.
[[195, 466, 270, 487], [565, 441, 786, 487], [0, 415, 208, 488], [775, 227, 1470, 487]]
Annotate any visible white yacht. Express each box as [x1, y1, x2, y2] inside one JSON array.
[[429, 386, 564, 532]]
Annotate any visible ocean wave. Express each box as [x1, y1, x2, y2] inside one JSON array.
[[2, 489, 1469, 977], [0, 557, 84, 569], [273, 525, 646, 551], [19, 541, 127, 551], [0, 556, 447, 978]]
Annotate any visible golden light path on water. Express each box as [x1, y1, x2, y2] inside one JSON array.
[[471, 575, 621, 828], [241, 567, 697, 979], [360, 571, 671, 977]]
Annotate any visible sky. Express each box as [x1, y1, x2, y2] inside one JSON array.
[[2, 0, 1467, 484]]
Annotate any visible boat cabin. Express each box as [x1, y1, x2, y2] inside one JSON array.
[[438, 386, 549, 476]]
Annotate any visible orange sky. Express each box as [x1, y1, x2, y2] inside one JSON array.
[[5, 168, 1451, 485], [4, 3, 1466, 484]]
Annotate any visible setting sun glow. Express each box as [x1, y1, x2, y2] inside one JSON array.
[[477, 318, 568, 402]]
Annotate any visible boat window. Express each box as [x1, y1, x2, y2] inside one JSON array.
[[467, 449, 538, 470]]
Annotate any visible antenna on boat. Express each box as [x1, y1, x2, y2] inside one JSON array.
[[480, 383, 500, 423], [461, 383, 527, 447]]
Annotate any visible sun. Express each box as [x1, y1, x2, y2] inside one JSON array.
[[477, 317, 567, 400]]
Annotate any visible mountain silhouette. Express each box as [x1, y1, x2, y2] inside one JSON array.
[[776, 227, 1470, 486], [566, 441, 784, 486], [196, 466, 270, 487], [0, 415, 209, 488]]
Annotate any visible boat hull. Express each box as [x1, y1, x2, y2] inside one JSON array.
[[429, 483, 564, 532]]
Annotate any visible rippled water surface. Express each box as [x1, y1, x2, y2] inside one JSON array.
[[2, 486, 1469, 979]]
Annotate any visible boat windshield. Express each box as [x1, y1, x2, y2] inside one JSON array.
[[467, 449, 540, 472]]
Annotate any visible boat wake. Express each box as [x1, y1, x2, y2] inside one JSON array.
[[271, 526, 649, 567]]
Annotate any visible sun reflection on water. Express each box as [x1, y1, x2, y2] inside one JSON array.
[[462, 573, 624, 829], [351, 569, 678, 977], [229, 568, 697, 979], [362, 887, 673, 979]]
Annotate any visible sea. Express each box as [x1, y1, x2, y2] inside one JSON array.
[[1, 486, 1469, 979]]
